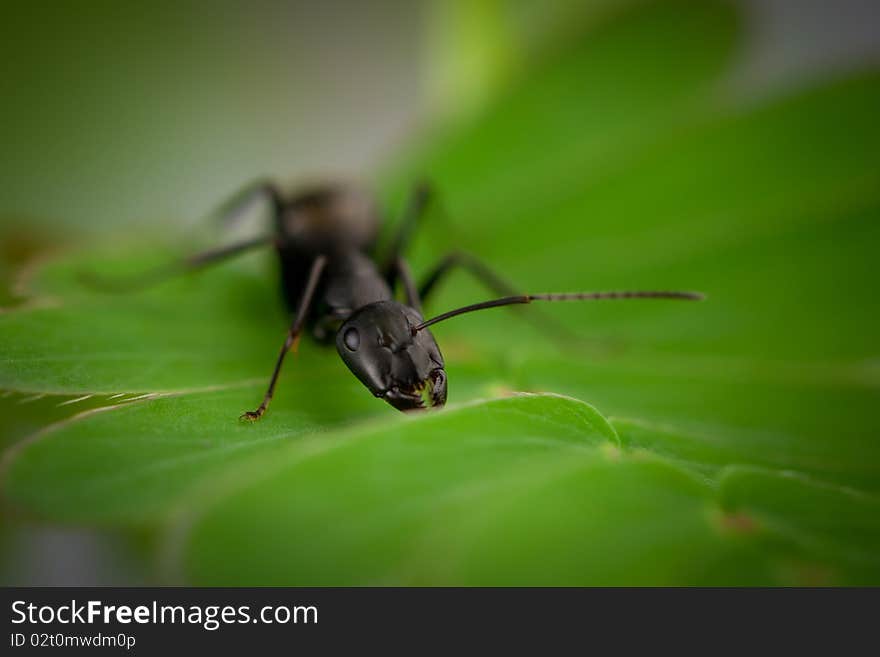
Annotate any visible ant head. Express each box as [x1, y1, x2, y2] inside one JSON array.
[[336, 301, 447, 411]]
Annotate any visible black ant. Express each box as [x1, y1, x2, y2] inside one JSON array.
[[84, 180, 703, 418]]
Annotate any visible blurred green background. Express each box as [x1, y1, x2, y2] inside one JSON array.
[[1, 0, 879, 585]]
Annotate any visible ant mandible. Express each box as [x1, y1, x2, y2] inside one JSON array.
[[86, 180, 703, 418]]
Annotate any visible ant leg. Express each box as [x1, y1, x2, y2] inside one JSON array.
[[240, 255, 328, 422], [81, 180, 283, 293], [79, 235, 275, 293], [418, 251, 580, 343], [389, 256, 422, 314], [382, 181, 433, 282], [204, 178, 282, 231], [383, 186, 572, 337], [419, 250, 519, 302]]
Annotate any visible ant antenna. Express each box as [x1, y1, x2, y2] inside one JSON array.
[[412, 290, 705, 333]]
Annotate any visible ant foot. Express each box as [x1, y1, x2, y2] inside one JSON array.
[[239, 410, 264, 422]]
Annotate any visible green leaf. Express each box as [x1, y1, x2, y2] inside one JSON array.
[[2, 0, 878, 585], [0, 391, 117, 452], [181, 437, 730, 586], [613, 416, 880, 495], [172, 394, 753, 586], [718, 467, 880, 584], [4, 383, 528, 526], [385, 0, 741, 241], [0, 248, 286, 393]]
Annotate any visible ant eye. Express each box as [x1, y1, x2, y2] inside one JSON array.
[[343, 327, 360, 351]]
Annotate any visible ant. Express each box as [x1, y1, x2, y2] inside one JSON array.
[[85, 180, 703, 418]]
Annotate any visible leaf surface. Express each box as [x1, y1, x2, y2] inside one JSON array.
[[2, 0, 878, 585]]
